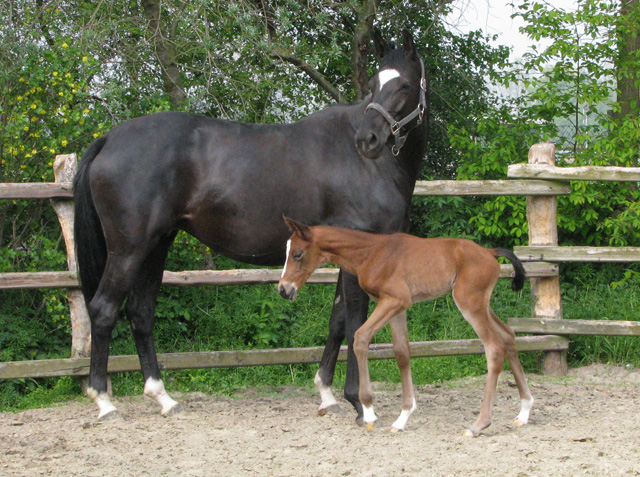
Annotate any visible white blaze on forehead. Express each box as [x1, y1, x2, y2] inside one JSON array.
[[281, 239, 292, 278], [378, 68, 401, 91]]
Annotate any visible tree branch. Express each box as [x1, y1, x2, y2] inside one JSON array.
[[271, 47, 348, 104]]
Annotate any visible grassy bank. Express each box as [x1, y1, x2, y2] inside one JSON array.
[[1, 265, 640, 412]]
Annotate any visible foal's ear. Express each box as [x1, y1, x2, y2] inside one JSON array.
[[283, 216, 313, 241], [402, 28, 417, 61], [373, 29, 392, 60]]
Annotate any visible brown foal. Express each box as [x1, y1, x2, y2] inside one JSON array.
[[278, 217, 534, 436]]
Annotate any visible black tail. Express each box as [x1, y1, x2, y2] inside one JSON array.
[[494, 248, 526, 292], [73, 135, 108, 305]]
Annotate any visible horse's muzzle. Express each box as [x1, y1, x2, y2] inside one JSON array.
[[278, 283, 298, 301]]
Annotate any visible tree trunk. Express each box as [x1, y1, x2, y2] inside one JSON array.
[[351, 0, 380, 100], [141, 0, 186, 108], [615, 0, 639, 118]]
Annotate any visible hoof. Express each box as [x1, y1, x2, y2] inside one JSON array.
[[462, 429, 478, 438], [365, 421, 377, 432], [355, 415, 365, 427], [514, 419, 526, 427], [389, 426, 402, 433], [162, 402, 182, 418], [98, 409, 122, 422], [318, 404, 344, 417]]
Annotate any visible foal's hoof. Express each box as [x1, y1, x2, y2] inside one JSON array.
[[389, 426, 403, 433], [318, 404, 344, 417], [462, 429, 478, 438], [514, 419, 526, 427], [162, 403, 182, 418], [98, 410, 122, 422], [365, 421, 378, 432]]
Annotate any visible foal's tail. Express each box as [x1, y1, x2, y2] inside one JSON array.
[[73, 135, 108, 305], [494, 248, 526, 292]]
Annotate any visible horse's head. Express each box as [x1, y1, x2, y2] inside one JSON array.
[[278, 216, 327, 301], [355, 29, 427, 159]]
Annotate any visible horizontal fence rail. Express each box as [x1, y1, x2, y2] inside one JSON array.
[[0, 262, 560, 290], [0, 336, 569, 380], [2, 143, 640, 381]]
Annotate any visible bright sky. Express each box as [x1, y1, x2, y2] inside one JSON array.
[[445, 0, 577, 61]]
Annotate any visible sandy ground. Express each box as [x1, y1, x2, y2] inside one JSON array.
[[2, 364, 640, 476]]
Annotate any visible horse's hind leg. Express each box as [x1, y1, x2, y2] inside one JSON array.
[[87, 254, 146, 420], [125, 233, 179, 416], [453, 288, 507, 437], [489, 309, 534, 426]]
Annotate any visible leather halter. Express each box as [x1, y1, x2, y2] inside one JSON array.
[[365, 57, 427, 156]]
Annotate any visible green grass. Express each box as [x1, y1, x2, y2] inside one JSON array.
[[2, 266, 640, 412]]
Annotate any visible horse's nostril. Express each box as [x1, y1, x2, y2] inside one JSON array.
[[367, 132, 378, 148]]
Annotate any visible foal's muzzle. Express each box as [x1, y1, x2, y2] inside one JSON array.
[[278, 282, 298, 301]]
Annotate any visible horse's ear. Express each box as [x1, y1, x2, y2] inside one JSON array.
[[373, 29, 392, 60], [402, 28, 417, 61], [283, 216, 313, 241]]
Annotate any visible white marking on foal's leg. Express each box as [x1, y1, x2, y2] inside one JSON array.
[[281, 240, 291, 278], [515, 396, 535, 426], [144, 378, 179, 416], [87, 387, 118, 420], [363, 404, 378, 431], [390, 398, 417, 432], [378, 69, 401, 91], [314, 370, 339, 415]]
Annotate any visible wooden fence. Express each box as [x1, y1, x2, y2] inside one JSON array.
[[1, 141, 639, 381]]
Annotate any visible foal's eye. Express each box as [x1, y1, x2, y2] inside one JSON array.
[[293, 250, 304, 261]]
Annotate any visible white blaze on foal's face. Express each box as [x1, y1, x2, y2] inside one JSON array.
[[378, 68, 401, 91]]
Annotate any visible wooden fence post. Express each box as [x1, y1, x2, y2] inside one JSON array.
[[526, 143, 567, 376], [52, 155, 91, 366]]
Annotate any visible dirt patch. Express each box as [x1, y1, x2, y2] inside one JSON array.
[[2, 364, 640, 476]]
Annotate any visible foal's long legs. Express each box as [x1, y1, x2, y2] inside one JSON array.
[[352, 296, 408, 430], [388, 311, 417, 432], [489, 308, 534, 426], [125, 233, 179, 416], [453, 283, 533, 437]]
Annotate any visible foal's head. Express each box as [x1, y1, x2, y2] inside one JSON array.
[[355, 29, 427, 159], [278, 217, 325, 301]]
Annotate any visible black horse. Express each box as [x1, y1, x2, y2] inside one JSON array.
[[73, 29, 429, 422]]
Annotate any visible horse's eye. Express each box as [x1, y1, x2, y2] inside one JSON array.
[[293, 250, 304, 261], [399, 82, 412, 93]]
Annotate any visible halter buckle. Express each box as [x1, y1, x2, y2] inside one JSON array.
[[391, 122, 401, 135]]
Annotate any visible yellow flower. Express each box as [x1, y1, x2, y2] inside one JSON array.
[[58, 92, 64, 96], [93, 132, 101, 138], [17, 96, 22, 101], [61, 139, 68, 147], [53, 71, 58, 76], [61, 43, 68, 48], [82, 56, 88, 62]]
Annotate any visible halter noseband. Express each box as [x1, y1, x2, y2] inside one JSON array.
[[365, 57, 427, 156]]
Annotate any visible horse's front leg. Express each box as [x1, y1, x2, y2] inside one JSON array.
[[341, 271, 370, 425], [314, 271, 346, 416], [353, 298, 407, 431], [388, 312, 417, 432]]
